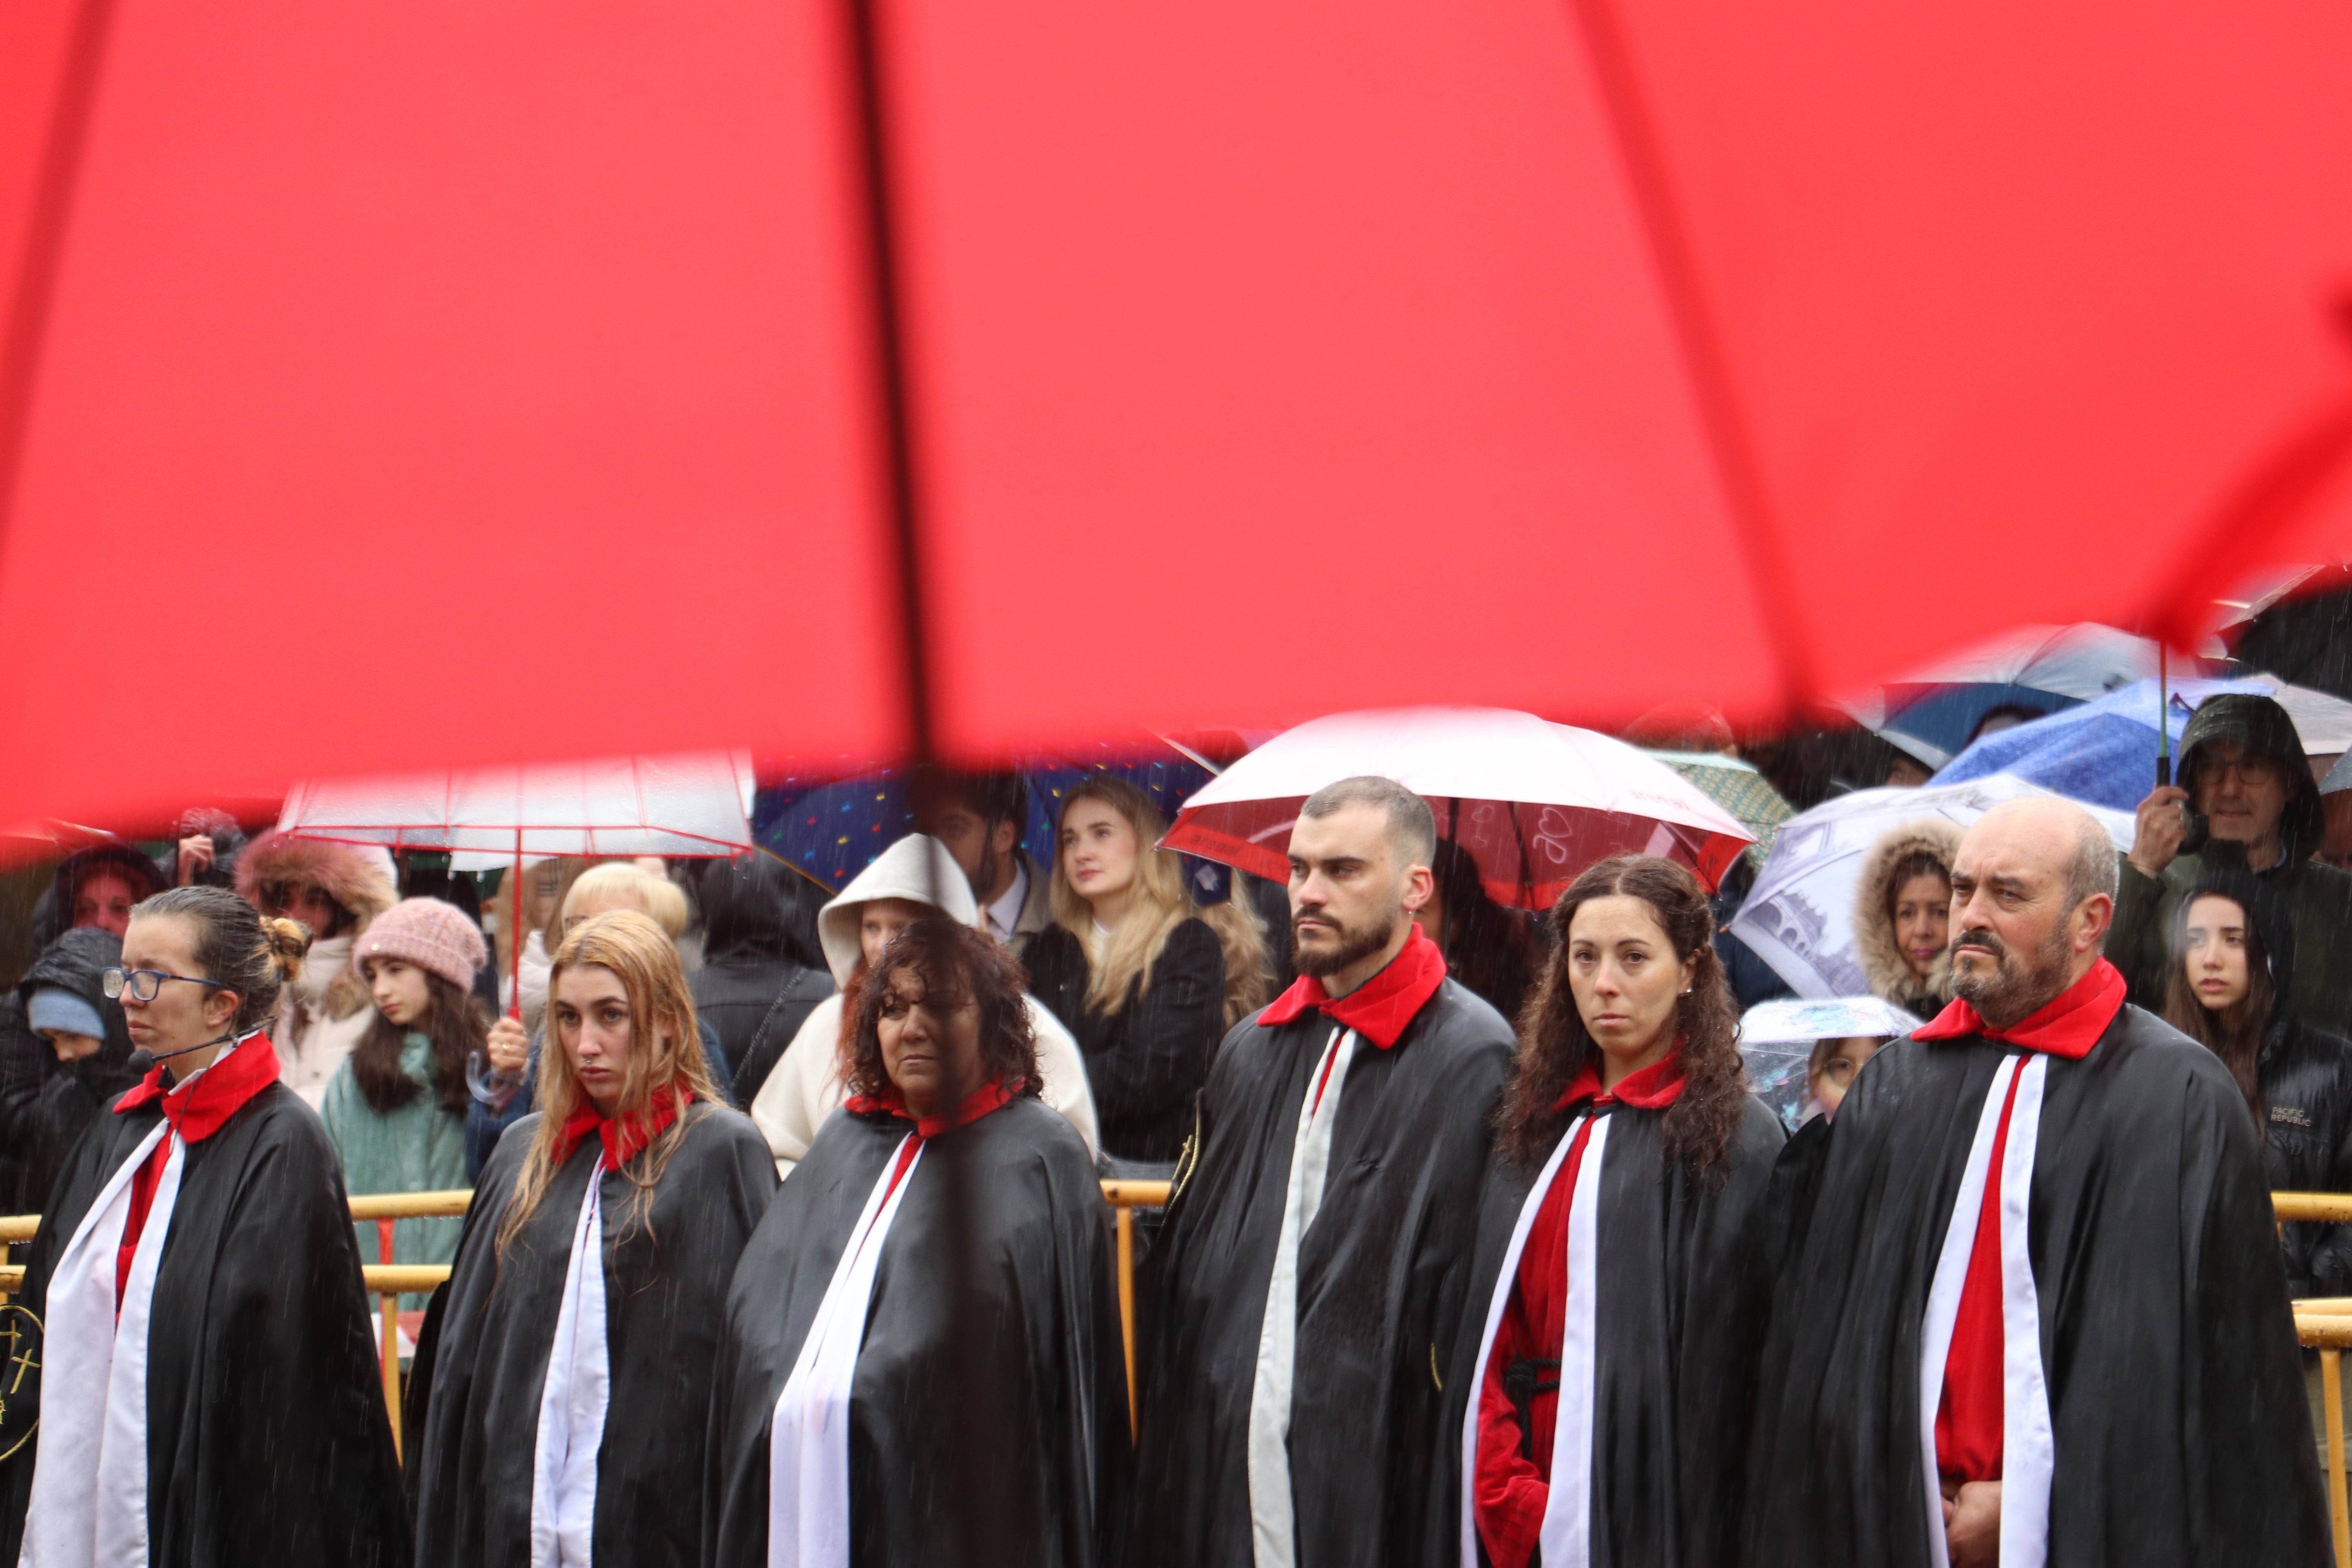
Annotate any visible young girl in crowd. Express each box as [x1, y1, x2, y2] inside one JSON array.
[[1458, 857, 1785, 1568], [236, 829, 399, 1100], [2165, 868, 2352, 1297], [750, 831, 1098, 1177], [1851, 817, 1961, 1018], [411, 911, 776, 1568], [1802, 1035, 1884, 1123], [323, 897, 488, 1302], [1023, 777, 1266, 1163]]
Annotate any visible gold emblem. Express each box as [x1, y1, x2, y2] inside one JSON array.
[[0, 1303, 39, 1461]]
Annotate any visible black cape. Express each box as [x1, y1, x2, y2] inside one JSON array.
[[1447, 1093, 1786, 1568], [706, 1094, 1127, 1568], [1125, 977, 1516, 1568], [0, 1078, 408, 1566], [1742, 1003, 2331, 1567], [410, 1101, 776, 1568]]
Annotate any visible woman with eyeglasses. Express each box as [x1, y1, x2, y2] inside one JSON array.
[[0, 886, 408, 1566]]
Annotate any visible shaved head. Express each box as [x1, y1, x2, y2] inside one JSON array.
[[1946, 797, 2118, 1028]]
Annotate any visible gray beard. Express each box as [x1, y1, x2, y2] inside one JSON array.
[[1951, 920, 2075, 1031], [1294, 913, 1396, 980]]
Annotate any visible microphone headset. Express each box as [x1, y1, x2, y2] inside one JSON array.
[[127, 1028, 251, 1078]]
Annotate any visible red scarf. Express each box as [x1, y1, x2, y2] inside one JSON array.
[[1914, 959, 2126, 1484], [1912, 957, 2126, 1059], [111, 1032, 282, 1310], [845, 1078, 1019, 1199], [1258, 923, 1449, 1049], [1553, 1047, 1688, 1114], [553, 1080, 693, 1169]]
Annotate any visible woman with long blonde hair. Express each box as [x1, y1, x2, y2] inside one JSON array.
[[1025, 775, 1267, 1163], [412, 911, 776, 1568]]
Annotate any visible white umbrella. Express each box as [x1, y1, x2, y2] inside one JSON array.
[[275, 751, 758, 1009], [1724, 775, 2135, 999], [1738, 995, 1926, 1130], [1160, 707, 1754, 906]]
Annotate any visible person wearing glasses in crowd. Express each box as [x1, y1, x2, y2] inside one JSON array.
[[0, 887, 407, 1565], [465, 862, 736, 1176], [2112, 692, 2352, 1038], [410, 912, 775, 1568]]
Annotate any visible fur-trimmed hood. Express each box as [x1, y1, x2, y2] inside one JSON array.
[[1851, 816, 1964, 1011], [235, 830, 399, 1018]]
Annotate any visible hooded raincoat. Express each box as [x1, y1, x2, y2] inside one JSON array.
[[0, 926, 141, 1214], [691, 853, 833, 1106], [2112, 694, 2352, 1038], [1851, 817, 1962, 1017], [746, 834, 1099, 1178], [234, 831, 399, 1098]]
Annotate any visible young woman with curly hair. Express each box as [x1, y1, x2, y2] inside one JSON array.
[[710, 917, 1128, 1568], [411, 911, 776, 1568], [1455, 855, 1785, 1568]]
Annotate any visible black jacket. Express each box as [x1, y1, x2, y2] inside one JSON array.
[[2170, 866, 2352, 1296], [0, 926, 140, 1214], [691, 854, 832, 1105], [1025, 917, 1225, 1162]]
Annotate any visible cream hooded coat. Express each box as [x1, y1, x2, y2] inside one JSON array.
[[748, 833, 1099, 1179], [1850, 816, 1964, 1017]]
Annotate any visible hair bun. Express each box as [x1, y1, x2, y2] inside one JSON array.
[[263, 916, 312, 983]]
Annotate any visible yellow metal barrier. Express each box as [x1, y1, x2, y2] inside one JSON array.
[[0, 1178, 1174, 1460]]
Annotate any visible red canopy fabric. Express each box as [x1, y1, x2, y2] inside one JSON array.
[[3, 0, 2349, 829]]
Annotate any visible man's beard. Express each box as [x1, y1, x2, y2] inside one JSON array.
[[1293, 909, 1396, 980], [1950, 920, 2074, 1030]]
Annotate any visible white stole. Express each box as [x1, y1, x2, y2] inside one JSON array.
[[1457, 1111, 1612, 1568], [1246, 1025, 1359, 1568], [530, 1157, 611, 1568], [768, 1135, 925, 1568], [20, 1121, 179, 1568], [1916, 1052, 2054, 1568]]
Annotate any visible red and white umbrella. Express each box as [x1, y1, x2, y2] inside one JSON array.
[[1160, 708, 1753, 909]]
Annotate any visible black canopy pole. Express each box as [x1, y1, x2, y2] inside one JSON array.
[[836, 1, 1007, 1559], [2158, 643, 2172, 789]]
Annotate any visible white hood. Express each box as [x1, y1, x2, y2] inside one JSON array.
[[815, 834, 976, 985]]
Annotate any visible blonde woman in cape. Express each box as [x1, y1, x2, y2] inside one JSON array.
[[410, 912, 775, 1568]]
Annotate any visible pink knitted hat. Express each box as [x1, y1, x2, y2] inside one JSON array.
[[353, 897, 489, 992]]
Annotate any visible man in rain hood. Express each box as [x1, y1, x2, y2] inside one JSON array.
[[2111, 691, 2352, 1036]]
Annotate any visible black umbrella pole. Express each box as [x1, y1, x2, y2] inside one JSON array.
[[839, 0, 1010, 1557]]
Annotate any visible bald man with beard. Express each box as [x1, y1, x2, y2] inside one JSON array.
[[1743, 797, 2328, 1568]]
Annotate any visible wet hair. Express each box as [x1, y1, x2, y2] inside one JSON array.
[[1428, 839, 1539, 1022], [1497, 856, 1745, 1181], [563, 862, 689, 938], [2061, 810, 2120, 913], [131, 886, 310, 1034], [497, 911, 721, 1261], [1298, 775, 1437, 867], [2163, 891, 2274, 1125], [350, 968, 486, 1116], [1047, 775, 1270, 1027], [909, 766, 1030, 844], [846, 917, 1043, 1103]]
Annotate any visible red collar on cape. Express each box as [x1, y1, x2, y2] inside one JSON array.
[[1912, 957, 2126, 1060], [1553, 1046, 1686, 1112], [844, 1077, 1017, 1138], [1258, 924, 1449, 1049], [113, 1032, 280, 1142], [554, 1080, 693, 1167]]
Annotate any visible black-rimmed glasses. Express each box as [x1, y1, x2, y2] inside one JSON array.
[[101, 967, 230, 1003]]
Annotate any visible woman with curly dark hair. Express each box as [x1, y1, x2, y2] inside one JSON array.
[[1454, 856, 1784, 1568], [708, 917, 1129, 1568]]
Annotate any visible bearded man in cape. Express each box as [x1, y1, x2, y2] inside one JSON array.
[[1126, 776, 1516, 1568], [1744, 797, 2328, 1568]]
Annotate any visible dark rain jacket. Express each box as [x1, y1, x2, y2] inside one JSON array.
[[0, 926, 141, 1214], [1025, 917, 1227, 1163], [691, 854, 832, 1105], [2112, 693, 2352, 1038], [2167, 868, 2352, 1297]]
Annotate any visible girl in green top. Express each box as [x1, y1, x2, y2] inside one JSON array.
[[323, 896, 490, 1304]]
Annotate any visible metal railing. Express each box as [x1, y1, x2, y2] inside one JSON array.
[[0, 1179, 1174, 1454]]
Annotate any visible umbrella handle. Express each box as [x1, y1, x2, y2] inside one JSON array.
[[510, 829, 525, 1022]]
